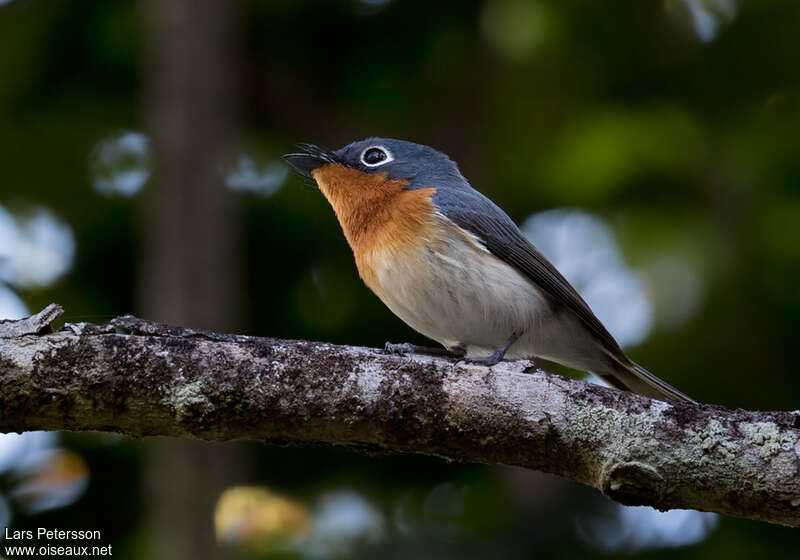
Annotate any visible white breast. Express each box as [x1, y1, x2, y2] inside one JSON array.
[[361, 214, 574, 360]]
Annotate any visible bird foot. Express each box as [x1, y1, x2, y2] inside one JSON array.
[[462, 353, 504, 367], [459, 330, 523, 367], [384, 342, 465, 359]]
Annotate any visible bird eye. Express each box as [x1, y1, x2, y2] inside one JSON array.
[[361, 146, 392, 167]]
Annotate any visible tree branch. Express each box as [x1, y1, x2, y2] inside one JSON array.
[[1, 306, 799, 527]]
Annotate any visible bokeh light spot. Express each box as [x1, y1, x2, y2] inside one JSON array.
[[91, 131, 150, 197], [665, 0, 737, 43], [0, 205, 75, 289], [643, 255, 705, 329], [215, 486, 310, 550], [521, 209, 652, 348], [481, 0, 553, 61], [225, 155, 288, 197], [11, 450, 89, 515], [305, 490, 384, 558], [577, 504, 719, 552], [0, 284, 28, 320], [355, 0, 393, 16], [544, 107, 704, 203]]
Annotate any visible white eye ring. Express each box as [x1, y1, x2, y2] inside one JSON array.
[[360, 145, 394, 167]]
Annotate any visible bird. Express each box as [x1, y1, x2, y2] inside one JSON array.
[[283, 138, 694, 403]]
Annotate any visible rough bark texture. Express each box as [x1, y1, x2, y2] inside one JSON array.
[[2, 306, 800, 527]]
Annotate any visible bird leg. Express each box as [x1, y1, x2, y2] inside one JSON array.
[[463, 330, 523, 366]]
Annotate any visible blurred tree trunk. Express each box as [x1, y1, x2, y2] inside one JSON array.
[[139, 1, 250, 559]]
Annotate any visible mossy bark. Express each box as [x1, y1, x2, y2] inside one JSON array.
[[2, 305, 800, 527]]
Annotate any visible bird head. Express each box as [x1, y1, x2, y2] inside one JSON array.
[[283, 138, 466, 193]]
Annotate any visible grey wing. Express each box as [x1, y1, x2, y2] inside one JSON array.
[[432, 186, 628, 363]]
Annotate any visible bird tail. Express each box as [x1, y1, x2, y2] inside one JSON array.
[[598, 361, 696, 404]]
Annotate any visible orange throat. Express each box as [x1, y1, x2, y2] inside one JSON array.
[[311, 163, 436, 283]]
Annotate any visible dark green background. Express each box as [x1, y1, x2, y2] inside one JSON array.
[[1, 0, 799, 557]]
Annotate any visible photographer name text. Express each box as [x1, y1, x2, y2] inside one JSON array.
[[4, 528, 112, 557]]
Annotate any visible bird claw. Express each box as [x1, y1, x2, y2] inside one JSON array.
[[462, 354, 503, 367], [384, 342, 420, 355], [384, 342, 465, 359]]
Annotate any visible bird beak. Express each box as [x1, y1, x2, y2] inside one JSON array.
[[282, 143, 339, 179]]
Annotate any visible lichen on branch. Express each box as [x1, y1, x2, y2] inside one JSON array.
[[1, 306, 799, 527]]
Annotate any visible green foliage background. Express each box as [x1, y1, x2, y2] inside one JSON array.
[[1, 0, 799, 557]]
